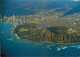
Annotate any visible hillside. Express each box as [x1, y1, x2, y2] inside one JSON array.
[[14, 24, 80, 44]]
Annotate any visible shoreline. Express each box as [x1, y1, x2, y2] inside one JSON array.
[[3, 22, 80, 45], [11, 24, 20, 40], [11, 23, 80, 44], [20, 37, 79, 45], [3, 22, 20, 40]]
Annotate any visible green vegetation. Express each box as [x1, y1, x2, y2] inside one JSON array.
[[14, 24, 80, 44], [19, 28, 33, 32]]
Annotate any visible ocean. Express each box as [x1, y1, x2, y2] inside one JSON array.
[[1, 23, 80, 57], [1, 1, 80, 57]]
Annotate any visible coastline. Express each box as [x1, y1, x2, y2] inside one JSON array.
[[3, 22, 80, 45], [3, 22, 20, 40], [20, 37, 79, 45], [1, 22, 80, 56], [11, 23, 20, 39]]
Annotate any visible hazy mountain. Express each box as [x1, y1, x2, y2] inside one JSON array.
[[1, 0, 80, 16], [64, 3, 80, 16]]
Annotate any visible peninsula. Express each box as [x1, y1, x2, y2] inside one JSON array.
[[2, 8, 80, 44]]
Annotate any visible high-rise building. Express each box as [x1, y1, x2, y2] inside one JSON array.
[[13, 15, 15, 20]]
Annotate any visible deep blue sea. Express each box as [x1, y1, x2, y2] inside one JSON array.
[[0, 23, 80, 57]]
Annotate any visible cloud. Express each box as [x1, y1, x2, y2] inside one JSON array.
[[73, 0, 80, 1]]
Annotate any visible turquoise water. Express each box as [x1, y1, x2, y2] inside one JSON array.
[[1, 23, 80, 57]]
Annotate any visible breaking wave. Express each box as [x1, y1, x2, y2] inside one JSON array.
[[57, 44, 80, 51]]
